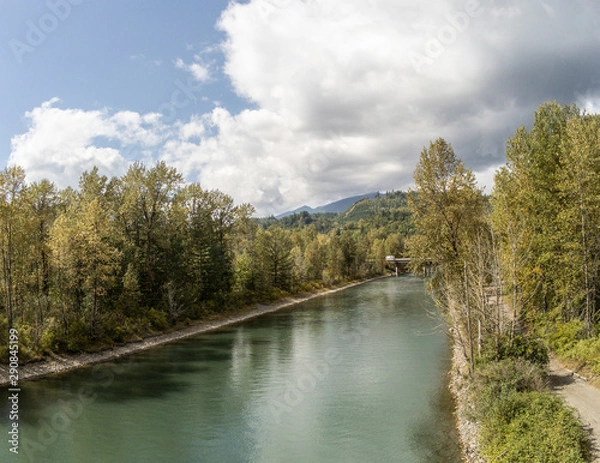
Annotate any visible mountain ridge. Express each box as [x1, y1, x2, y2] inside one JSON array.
[[275, 192, 380, 218]]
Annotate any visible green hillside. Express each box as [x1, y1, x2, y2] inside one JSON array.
[[337, 191, 412, 231]]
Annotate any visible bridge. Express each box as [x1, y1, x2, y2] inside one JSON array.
[[366, 256, 432, 275], [383, 256, 434, 276], [385, 256, 411, 276]]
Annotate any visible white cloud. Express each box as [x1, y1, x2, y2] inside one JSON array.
[[175, 57, 211, 83], [9, 99, 169, 187], [473, 164, 502, 194], [8, 0, 600, 215], [210, 0, 600, 211], [130, 54, 163, 67]]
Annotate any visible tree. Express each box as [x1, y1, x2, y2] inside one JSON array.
[[181, 185, 239, 310], [491, 165, 534, 338], [23, 179, 58, 332], [492, 103, 582, 326], [304, 232, 327, 281], [256, 226, 293, 292], [118, 161, 183, 309], [558, 114, 600, 335], [0, 166, 26, 329], [408, 138, 486, 285], [408, 138, 487, 375], [50, 196, 121, 339]]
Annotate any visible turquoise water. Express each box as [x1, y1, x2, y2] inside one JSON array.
[[1, 277, 461, 462]]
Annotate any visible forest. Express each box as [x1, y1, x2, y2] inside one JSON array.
[[0, 163, 412, 362], [3, 99, 598, 461], [408, 101, 599, 461]]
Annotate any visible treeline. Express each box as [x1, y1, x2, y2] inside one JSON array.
[[408, 102, 598, 462], [409, 101, 600, 372], [493, 103, 600, 367], [0, 163, 412, 361]]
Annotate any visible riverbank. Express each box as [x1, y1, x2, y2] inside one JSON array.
[[447, 297, 596, 463], [448, 329, 485, 462], [0, 276, 386, 386]]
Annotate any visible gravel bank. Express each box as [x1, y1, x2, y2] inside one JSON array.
[[448, 332, 485, 462], [0, 277, 384, 386]]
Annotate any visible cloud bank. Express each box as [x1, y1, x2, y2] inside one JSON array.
[[9, 0, 600, 215]]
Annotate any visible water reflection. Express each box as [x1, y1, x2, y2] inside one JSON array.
[[1, 277, 461, 463], [409, 359, 462, 462]]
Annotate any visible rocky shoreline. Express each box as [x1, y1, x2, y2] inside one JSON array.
[[449, 339, 485, 463], [0, 277, 384, 386]]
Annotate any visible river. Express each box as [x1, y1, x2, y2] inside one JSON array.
[[2, 276, 461, 463]]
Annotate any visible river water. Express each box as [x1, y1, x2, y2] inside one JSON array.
[[2, 276, 461, 463]]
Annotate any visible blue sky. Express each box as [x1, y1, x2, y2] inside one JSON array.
[[1, 0, 240, 148], [2, 1, 600, 215]]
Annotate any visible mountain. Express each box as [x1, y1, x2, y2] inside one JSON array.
[[275, 205, 314, 218], [276, 192, 380, 219]]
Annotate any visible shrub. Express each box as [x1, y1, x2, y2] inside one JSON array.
[[474, 359, 590, 462], [480, 333, 549, 366], [146, 308, 169, 331], [12, 323, 42, 362], [502, 334, 549, 365], [40, 321, 63, 353], [480, 391, 589, 462], [66, 318, 91, 352], [0, 317, 8, 362], [548, 319, 584, 354], [562, 336, 600, 375], [101, 315, 136, 343], [475, 358, 547, 398], [40, 317, 91, 353]]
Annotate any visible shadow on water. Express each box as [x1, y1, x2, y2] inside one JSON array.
[[409, 363, 462, 463], [18, 333, 240, 422], [19, 365, 199, 424]]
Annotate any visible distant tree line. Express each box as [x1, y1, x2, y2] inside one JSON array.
[[0, 163, 413, 360]]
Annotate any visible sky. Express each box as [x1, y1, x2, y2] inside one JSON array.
[[2, 0, 600, 216]]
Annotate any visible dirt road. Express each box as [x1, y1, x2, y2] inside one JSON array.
[[549, 359, 600, 462]]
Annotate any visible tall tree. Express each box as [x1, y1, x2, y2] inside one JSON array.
[[182, 185, 238, 308], [492, 103, 581, 325], [408, 138, 486, 374], [256, 226, 293, 292], [0, 166, 26, 329], [408, 138, 486, 286], [50, 197, 121, 338], [119, 161, 183, 308], [23, 179, 58, 332], [558, 114, 600, 334]]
